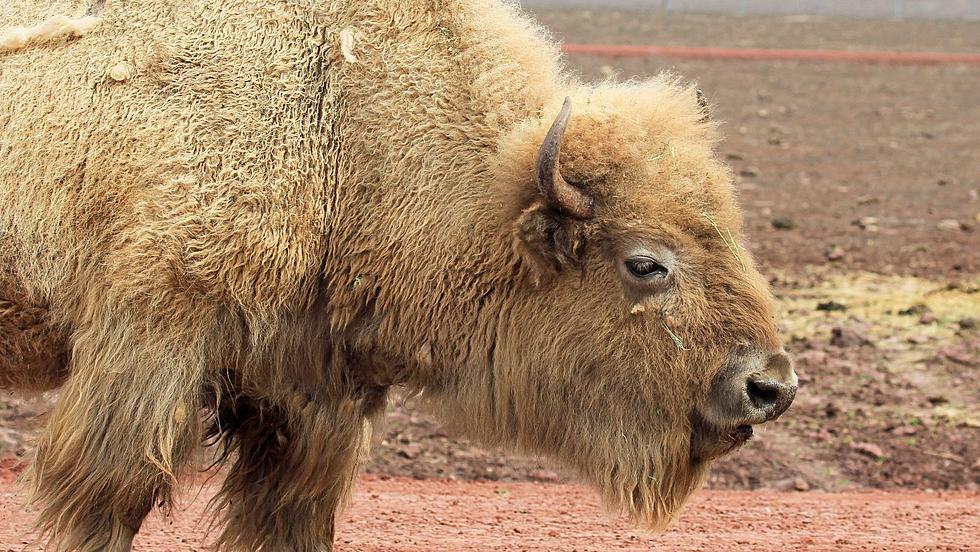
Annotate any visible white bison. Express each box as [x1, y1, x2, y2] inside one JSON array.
[[0, 0, 796, 550]]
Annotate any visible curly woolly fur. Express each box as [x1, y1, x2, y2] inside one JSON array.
[[0, 0, 784, 550]]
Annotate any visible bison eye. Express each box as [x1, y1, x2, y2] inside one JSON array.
[[625, 257, 669, 279]]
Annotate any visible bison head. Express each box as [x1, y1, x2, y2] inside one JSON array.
[[410, 77, 796, 529], [351, 76, 796, 531]]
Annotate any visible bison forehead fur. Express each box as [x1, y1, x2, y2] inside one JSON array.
[[0, 0, 783, 550]]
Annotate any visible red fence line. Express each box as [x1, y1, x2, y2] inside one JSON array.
[[561, 43, 980, 65]]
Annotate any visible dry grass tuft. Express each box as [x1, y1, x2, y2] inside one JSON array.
[[702, 212, 746, 272]]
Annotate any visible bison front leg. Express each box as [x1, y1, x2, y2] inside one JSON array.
[[29, 306, 208, 551], [213, 392, 369, 552]]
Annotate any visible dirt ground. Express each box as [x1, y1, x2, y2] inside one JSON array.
[[1, 8, 978, 550], [1, 471, 977, 551]]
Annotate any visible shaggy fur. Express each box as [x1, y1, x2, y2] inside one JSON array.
[[1, 0, 783, 550]]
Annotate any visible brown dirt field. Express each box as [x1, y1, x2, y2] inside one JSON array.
[[0, 472, 977, 551]]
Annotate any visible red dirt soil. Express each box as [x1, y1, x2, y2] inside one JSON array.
[[0, 472, 976, 551]]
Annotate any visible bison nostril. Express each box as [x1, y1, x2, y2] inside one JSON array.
[[746, 378, 779, 409], [745, 377, 795, 419]]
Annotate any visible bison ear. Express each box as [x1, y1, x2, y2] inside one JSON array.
[[513, 203, 586, 279], [512, 97, 594, 280]]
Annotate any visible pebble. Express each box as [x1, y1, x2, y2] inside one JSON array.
[[530, 469, 561, 483], [397, 444, 422, 459], [817, 301, 847, 312], [830, 327, 871, 348], [938, 344, 976, 366], [771, 477, 811, 492], [851, 442, 885, 459], [898, 303, 929, 316], [771, 216, 796, 230], [854, 216, 879, 232], [825, 246, 845, 261], [918, 312, 938, 325], [890, 425, 918, 436], [936, 219, 962, 232]]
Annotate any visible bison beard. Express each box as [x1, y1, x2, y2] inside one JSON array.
[[0, 0, 789, 550]]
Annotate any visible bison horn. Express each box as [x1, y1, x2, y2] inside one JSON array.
[[536, 97, 595, 220]]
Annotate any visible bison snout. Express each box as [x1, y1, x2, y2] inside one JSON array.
[[706, 349, 798, 427]]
